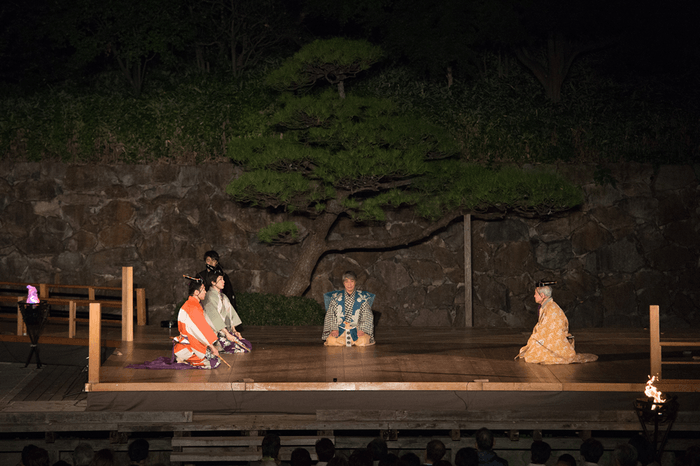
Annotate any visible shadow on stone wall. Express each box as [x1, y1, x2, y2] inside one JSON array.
[[1, 162, 698, 329]]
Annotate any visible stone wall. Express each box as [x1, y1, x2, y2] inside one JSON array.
[[0, 162, 698, 329]]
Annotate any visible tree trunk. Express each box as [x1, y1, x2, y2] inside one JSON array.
[[514, 32, 579, 103], [337, 80, 345, 99], [280, 211, 339, 296]]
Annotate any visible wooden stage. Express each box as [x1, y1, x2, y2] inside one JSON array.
[[2, 321, 700, 465], [86, 324, 699, 387], [68, 323, 696, 419]]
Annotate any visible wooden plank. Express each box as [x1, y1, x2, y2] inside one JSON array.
[[16, 298, 25, 336], [88, 303, 101, 384], [464, 214, 472, 328], [650, 305, 661, 378], [136, 288, 146, 326], [173, 436, 330, 447], [68, 301, 77, 338], [122, 266, 133, 341]]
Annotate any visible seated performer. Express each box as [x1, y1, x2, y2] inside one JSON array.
[[202, 270, 251, 353], [172, 275, 221, 369], [200, 250, 236, 309], [516, 280, 597, 364], [322, 271, 375, 346]]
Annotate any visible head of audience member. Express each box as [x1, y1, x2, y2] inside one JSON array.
[[380, 453, 401, 466], [316, 438, 336, 463], [628, 434, 653, 466], [128, 438, 150, 464], [475, 428, 494, 452], [349, 448, 375, 466], [678, 445, 700, 466], [73, 443, 94, 466], [426, 440, 446, 465], [21, 445, 49, 466], [612, 444, 637, 466], [262, 434, 282, 462], [434, 460, 452, 466], [90, 448, 116, 466], [328, 455, 350, 466], [400, 452, 422, 466], [531, 441, 552, 465], [291, 448, 313, 466], [204, 250, 220, 267], [368, 438, 389, 463], [556, 454, 577, 466], [580, 438, 604, 465], [455, 447, 479, 466]]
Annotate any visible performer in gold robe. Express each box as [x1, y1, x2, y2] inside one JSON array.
[[516, 281, 597, 364]]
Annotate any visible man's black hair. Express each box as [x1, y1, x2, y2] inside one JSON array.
[[531, 441, 551, 465]]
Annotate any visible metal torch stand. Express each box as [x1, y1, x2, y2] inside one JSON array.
[[18, 301, 50, 368], [633, 396, 679, 463]]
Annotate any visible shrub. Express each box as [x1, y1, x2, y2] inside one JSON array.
[[236, 292, 325, 326]]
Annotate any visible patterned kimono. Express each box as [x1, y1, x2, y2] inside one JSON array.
[[516, 297, 597, 364], [173, 296, 220, 369], [322, 289, 375, 346], [201, 288, 250, 354]]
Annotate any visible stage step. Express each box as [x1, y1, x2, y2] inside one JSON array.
[[171, 436, 328, 463]]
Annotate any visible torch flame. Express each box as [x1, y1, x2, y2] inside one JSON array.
[[644, 375, 665, 410], [26, 285, 40, 304]]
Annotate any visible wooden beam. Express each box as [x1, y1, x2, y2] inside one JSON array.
[[136, 288, 147, 326], [88, 303, 101, 385], [16, 297, 25, 336], [68, 300, 77, 338], [650, 305, 661, 379], [464, 214, 472, 327], [122, 266, 134, 341]]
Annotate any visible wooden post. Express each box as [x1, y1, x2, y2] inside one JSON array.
[[88, 303, 101, 384], [122, 266, 134, 341], [16, 297, 25, 336], [136, 288, 147, 326], [650, 305, 661, 379], [88, 287, 96, 301], [463, 214, 473, 327], [68, 301, 77, 338], [39, 283, 48, 299]]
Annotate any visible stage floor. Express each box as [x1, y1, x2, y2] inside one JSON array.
[[87, 324, 700, 390]]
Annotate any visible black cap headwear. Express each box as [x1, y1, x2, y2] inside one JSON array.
[[184, 274, 205, 296], [536, 280, 556, 287]]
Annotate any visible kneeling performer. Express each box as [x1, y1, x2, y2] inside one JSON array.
[[516, 280, 597, 364], [173, 275, 221, 369], [322, 271, 375, 346]]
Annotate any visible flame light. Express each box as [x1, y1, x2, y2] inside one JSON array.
[[26, 285, 40, 304], [645, 375, 666, 410]]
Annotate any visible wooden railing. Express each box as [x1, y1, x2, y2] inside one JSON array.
[[1, 267, 145, 340], [649, 305, 700, 379]]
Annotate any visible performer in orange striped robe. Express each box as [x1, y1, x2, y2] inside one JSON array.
[[173, 277, 221, 369]]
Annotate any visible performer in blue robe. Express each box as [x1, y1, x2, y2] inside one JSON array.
[[322, 271, 375, 346]]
